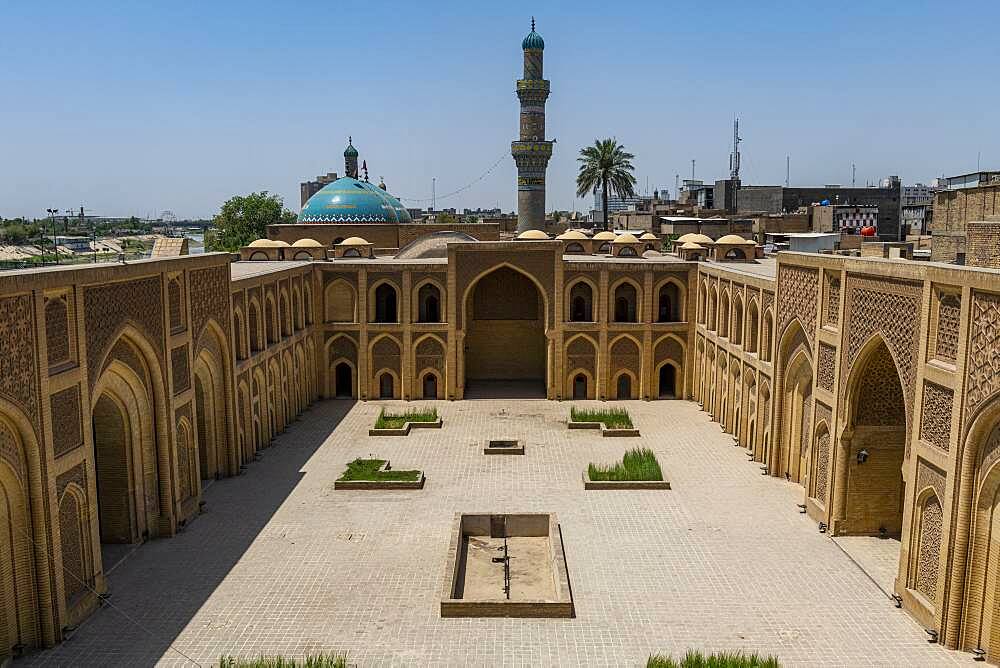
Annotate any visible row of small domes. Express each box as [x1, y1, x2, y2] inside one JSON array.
[[516, 229, 659, 242], [247, 237, 371, 248]]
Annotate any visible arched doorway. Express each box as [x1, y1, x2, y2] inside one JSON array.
[[378, 372, 394, 399], [464, 266, 546, 397], [422, 373, 438, 399], [616, 373, 632, 400], [334, 362, 353, 398], [775, 322, 813, 483], [573, 374, 587, 399], [659, 364, 677, 399], [836, 338, 906, 537]]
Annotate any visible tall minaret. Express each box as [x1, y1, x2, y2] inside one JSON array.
[[512, 17, 552, 233]]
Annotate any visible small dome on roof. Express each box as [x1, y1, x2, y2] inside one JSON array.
[[717, 234, 750, 244], [273, 240, 291, 247], [642, 249, 662, 257], [615, 233, 640, 243], [639, 232, 658, 240], [592, 231, 616, 241], [340, 236, 370, 246], [557, 229, 588, 240], [248, 238, 278, 248], [676, 233, 697, 242], [681, 241, 705, 250], [517, 229, 550, 240], [690, 233, 714, 244], [291, 238, 323, 247]]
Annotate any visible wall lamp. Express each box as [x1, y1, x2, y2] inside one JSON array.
[[856, 448, 869, 464]]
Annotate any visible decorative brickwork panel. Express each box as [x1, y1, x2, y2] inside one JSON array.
[[171, 346, 190, 395], [978, 423, 1000, 486], [84, 277, 163, 388], [328, 335, 357, 364], [842, 276, 921, 431], [51, 385, 83, 457], [454, 249, 555, 329], [103, 338, 148, 389], [371, 336, 401, 375], [762, 291, 775, 317], [653, 336, 683, 366], [610, 336, 641, 376], [189, 265, 231, 344], [168, 277, 185, 333], [916, 458, 946, 502], [934, 292, 961, 363], [817, 343, 836, 391], [0, 419, 27, 483], [824, 276, 841, 327], [414, 336, 445, 375], [854, 345, 906, 427], [916, 494, 942, 603], [814, 428, 830, 504], [56, 463, 90, 603], [776, 265, 819, 344], [966, 291, 1000, 420], [815, 401, 832, 431], [0, 295, 40, 428], [920, 382, 953, 451], [567, 335, 597, 376], [45, 296, 70, 367]]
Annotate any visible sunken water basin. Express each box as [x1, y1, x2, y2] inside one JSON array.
[[483, 439, 524, 455], [440, 513, 573, 618]]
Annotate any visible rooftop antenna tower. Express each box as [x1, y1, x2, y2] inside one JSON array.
[[852, 163, 856, 187], [432, 177, 436, 211], [785, 156, 790, 188], [729, 117, 741, 213], [691, 159, 696, 181]]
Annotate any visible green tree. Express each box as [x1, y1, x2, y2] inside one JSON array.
[[575, 138, 637, 230], [436, 212, 457, 225], [207, 192, 297, 252]]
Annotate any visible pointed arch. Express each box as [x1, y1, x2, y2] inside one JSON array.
[[324, 278, 356, 323]]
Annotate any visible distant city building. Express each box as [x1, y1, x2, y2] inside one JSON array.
[[738, 178, 902, 239], [940, 171, 1000, 191], [902, 183, 937, 206], [810, 204, 879, 233], [300, 171, 339, 208], [931, 173, 1000, 263]]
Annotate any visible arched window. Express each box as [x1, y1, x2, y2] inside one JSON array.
[[265, 297, 277, 344], [279, 293, 291, 337], [565, 242, 585, 254], [248, 301, 262, 352], [342, 248, 361, 258], [719, 292, 730, 337], [418, 284, 441, 323], [613, 283, 638, 323], [747, 302, 760, 352], [725, 248, 747, 260], [373, 283, 398, 323], [568, 282, 593, 322], [598, 242, 611, 253], [657, 283, 680, 322], [732, 297, 744, 343], [618, 246, 638, 257], [761, 311, 773, 361]]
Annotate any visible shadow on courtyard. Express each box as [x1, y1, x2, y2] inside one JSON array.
[[25, 399, 355, 667]]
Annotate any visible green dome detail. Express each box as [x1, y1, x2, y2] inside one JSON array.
[[522, 17, 544, 50], [343, 141, 359, 158]]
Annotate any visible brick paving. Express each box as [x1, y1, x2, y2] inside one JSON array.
[[27, 399, 965, 667]]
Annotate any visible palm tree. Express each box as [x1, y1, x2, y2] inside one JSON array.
[[576, 139, 638, 231]]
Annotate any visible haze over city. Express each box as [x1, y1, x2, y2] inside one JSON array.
[[1, 0, 998, 219]]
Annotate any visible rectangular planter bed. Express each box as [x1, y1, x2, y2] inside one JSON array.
[[440, 513, 573, 618], [369, 418, 443, 436], [334, 460, 426, 490], [334, 474, 425, 490], [582, 470, 670, 490], [567, 421, 640, 437], [483, 439, 524, 455]]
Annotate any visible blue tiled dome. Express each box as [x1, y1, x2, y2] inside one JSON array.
[[298, 177, 412, 224]]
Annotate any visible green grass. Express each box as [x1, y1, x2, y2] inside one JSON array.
[[373, 407, 438, 429], [219, 655, 347, 668], [570, 406, 634, 429], [336, 458, 420, 482], [589, 448, 663, 481], [647, 651, 780, 668]]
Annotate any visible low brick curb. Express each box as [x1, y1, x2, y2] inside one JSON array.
[[567, 421, 640, 437], [369, 418, 443, 436], [334, 472, 426, 490], [582, 470, 670, 490]]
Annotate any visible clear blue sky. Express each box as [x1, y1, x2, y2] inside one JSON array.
[[2, 1, 997, 219]]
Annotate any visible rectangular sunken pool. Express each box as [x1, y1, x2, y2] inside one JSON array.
[[483, 439, 524, 455], [440, 513, 573, 618]]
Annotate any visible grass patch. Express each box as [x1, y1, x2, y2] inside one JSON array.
[[219, 655, 347, 668], [336, 458, 420, 482], [570, 406, 633, 429], [373, 407, 438, 429], [647, 651, 780, 668], [589, 448, 662, 481]]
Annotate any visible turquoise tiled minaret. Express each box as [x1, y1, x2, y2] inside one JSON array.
[[512, 17, 552, 233]]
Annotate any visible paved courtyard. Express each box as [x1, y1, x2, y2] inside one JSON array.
[[28, 399, 964, 667]]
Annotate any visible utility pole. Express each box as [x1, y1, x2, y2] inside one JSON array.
[[785, 156, 790, 188], [45, 208, 59, 265], [852, 163, 856, 187], [674, 174, 679, 201], [691, 159, 696, 181], [431, 177, 436, 212]]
